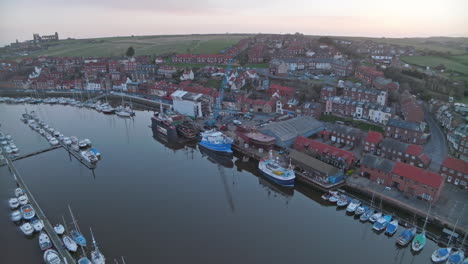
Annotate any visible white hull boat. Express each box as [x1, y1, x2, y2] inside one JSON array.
[[54, 224, 65, 235], [18, 194, 28, 205], [43, 249, 62, 264], [432, 247, 452, 262], [20, 222, 34, 236], [346, 199, 361, 213], [11, 210, 22, 222], [21, 204, 36, 220], [63, 235, 78, 252], [15, 188, 24, 197], [369, 212, 382, 223], [9, 198, 19, 209], [39, 231, 52, 251], [32, 219, 44, 232]]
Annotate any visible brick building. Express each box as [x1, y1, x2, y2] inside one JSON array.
[[385, 118, 426, 145], [354, 66, 384, 85], [363, 131, 383, 154], [440, 157, 468, 188]]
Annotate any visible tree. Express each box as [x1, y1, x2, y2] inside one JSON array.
[[126, 46, 135, 57]]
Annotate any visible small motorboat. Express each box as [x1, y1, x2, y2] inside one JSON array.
[[18, 194, 28, 205], [411, 231, 426, 252], [14, 188, 24, 197], [21, 204, 36, 220], [63, 137, 72, 145], [346, 199, 361, 213], [116, 110, 131, 117], [32, 219, 44, 232], [337, 196, 351, 207], [71, 229, 87, 246], [20, 222, 34, 236], [11, 210, 22, 222], [89, 148, 101, 160], [71, 144, 80, 152], [369, 212, 382, 223], [431, 247, 452, 262], [328, 193, 341, 203], [321, 191, 337, 201], [54, 224, 65, 235], [447, 250, 465, 264], [49, 138, 59, 145], [81, 150, 98, 163], [385, 219, 399, 236], [396, 227, 417, 246], [360, 209, 374, 222], [9, 197, 19, 209], [39, 231, 52, 251], [63, 235, 78, 252], [355, 205, 368, 216], [53, 131, 60, 137], [70, 136, 78, 144], [373, 215, 392, 231], [78, 140, 87, 149], [43, 249, 62, 264]]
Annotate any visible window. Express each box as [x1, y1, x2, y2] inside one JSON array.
[[442, 167, 447, 171], [447, 176, 452, 182]]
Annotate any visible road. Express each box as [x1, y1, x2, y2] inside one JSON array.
[[423, 106, 448, 172]]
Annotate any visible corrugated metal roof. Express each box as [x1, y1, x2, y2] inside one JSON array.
[[260, 116, 323, 143], [289, 149, 339, 175]]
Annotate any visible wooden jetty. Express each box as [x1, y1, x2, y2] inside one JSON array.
[[3, 154, 75, 264], [11, 145, 61, 161]]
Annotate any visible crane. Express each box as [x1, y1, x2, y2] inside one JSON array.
[[205, 58, 234, 128]]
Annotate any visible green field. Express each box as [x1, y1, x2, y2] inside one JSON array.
[[21, 34, 251, 58], [344, 36, 468, 55], [401, 55, 468, 74]]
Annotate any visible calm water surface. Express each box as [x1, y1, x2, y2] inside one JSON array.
[[0, 103, 437, 263]]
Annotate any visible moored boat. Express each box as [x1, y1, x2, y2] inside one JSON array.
[[116, 110, 131, 117], [373, 215, 392, 231], [411, 231, 426, 252], [369, 212, 382, 223], [21, 204, 35, 220], [385, 219, 399, 236], [78, 257, 93, 264], [355, 205, 368, 216], [11, 210, 22, 222], [258, 151, 295, 187], [39, 231, 52, 251], [321, 191, 338, 201], [20, 222, 34, 236], [54, 224, 65, 235], [90, 227, 106, 264], [63, 235, 78, 252], [328, 193, 341, 203], [15, 188, 24, 197], [81, 150, 98, 163], [18, 194, 28, 205], [360, 209, 374, 222], [432, 247, 452, 262], [198, 129, 233, 153], [32, 218, 44, 232], [8, 197, 19, 209], [396, 227, 417, 246], [346, 199, 361, 213], [447, 250, 465, 264], [337, 196, 351, 207], [43, 249, 62, 264]]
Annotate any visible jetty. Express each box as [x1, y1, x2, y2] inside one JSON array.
[[3, 154, 75, 263], [11, 145, 61, 162]]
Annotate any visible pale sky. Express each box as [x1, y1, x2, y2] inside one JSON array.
[[0, 0, 467, 46]]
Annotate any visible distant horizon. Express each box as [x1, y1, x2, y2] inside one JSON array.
[[1, 0, 467, 47]]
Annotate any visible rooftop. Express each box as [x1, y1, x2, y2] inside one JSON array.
[[361, 154, 395, 173], [392, 162, 443, 189], [387, 118, 422, 132]]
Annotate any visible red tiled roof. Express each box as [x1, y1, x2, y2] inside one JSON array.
[[392, 162, 443, 189], [406, 144, 423, 156], [365, 131, 383, 144], [418, 154, 431, 166], [441, 157, 468, 174], [293, 136, 355, 167]]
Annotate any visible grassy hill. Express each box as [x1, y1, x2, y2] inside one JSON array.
[[18, 34, 251, 58]]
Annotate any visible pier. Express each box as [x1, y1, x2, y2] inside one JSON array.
[[11, 145, 61, 162], [3, 154, 75, 264]]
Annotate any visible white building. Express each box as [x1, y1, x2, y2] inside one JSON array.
[[86, 80, 102, 90], [171, 90, 206, 118]]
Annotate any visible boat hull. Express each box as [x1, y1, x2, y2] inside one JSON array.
[[258, 168, 295, 187], [198, 140, 232, 153], [151, 117, 179, 139]]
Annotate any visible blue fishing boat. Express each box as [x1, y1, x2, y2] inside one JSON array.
[[360, 209, 374, 222], [396, 227, 417, 246], [385, 220, 399, 236], [198, 130, 233, 153], [258, 151, 295, 187], [373, 215, 392, 231]]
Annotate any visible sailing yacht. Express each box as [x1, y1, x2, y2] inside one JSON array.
[[68, 205, 87, 246], [90, 227, 106, 264]]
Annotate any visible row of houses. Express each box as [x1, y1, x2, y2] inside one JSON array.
[[320, 84, 387, 106], [269, 58, 354, 77], [324, 96, 393, 124]]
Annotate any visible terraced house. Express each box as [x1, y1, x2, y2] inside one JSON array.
[[385, 118, 426, 145], [440, 157, 468, 188]]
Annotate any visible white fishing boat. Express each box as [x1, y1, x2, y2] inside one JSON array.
[[21, 204, 36, 220], [32, 219, 44, 232], [11, 210, 22, 222], [43, 249, 62, 264], [18, 194, 28, 205], [54, 224, 65, 235], [20, 222, 34, 236], [63, 235, 78, 252], [90, 227, 106, 264], [15, 188, 24, 197], [39, 231, 52, 251], [8, 197, 19, 209]]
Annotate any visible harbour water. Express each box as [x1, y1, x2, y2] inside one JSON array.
[[1, 103, 438, 263]]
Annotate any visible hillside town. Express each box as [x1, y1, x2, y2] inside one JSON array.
[[1, 33, 467, 232]]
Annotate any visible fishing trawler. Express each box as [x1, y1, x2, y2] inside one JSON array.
[[258, 150, 295, 187]]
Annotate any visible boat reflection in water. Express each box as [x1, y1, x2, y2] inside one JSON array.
[[198, 145, 234, 168], [151, 127, 197, 151]]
